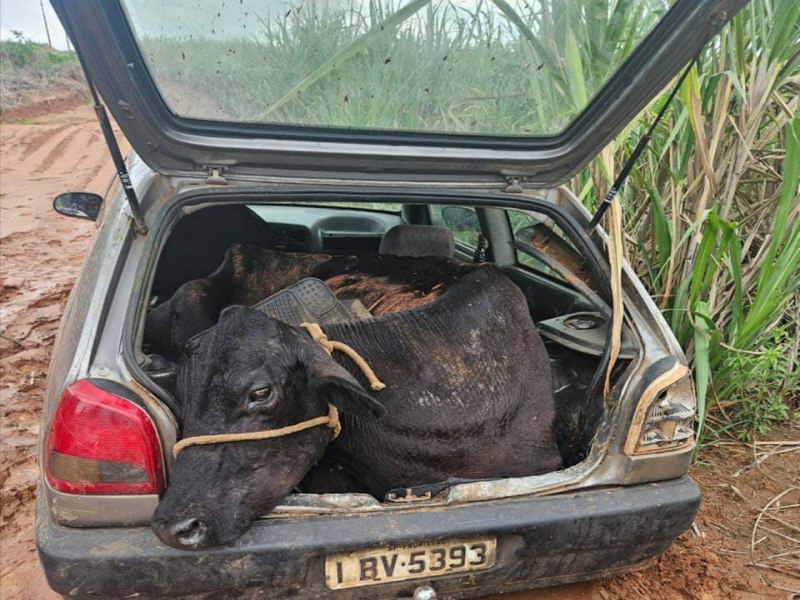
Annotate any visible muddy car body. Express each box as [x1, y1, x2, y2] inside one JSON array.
[[38, 0, 746, 598]]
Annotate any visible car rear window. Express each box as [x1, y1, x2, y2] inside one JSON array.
[[120, 0, 674, 137]]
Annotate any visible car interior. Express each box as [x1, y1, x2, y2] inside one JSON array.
[[142, 200, 635, 492]]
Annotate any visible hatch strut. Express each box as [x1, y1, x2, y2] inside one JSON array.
[[71, 44, 148, 235], [587, 60, 696, 233]]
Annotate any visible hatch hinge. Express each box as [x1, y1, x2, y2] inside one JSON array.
[[205, 166, 229, 185], [503, 177, 525, 193]]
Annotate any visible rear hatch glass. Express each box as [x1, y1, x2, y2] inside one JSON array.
[[52, 0, 745, 181], [123, 0, 673, 136]]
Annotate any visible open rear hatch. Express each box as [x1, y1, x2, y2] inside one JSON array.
[[52, 0, 745, 186]]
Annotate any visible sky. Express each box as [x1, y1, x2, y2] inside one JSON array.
[[0, 0, 70, 50], [0, 0, 534, 50]]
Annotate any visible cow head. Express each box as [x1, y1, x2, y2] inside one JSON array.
[[144, 278, 229, 361], [151, 307, 384, 549]]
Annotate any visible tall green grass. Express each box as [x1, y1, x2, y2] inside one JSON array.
[[575, 0, 800, 442]]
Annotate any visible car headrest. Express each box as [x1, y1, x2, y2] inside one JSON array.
[[378, 225, 455, 259]]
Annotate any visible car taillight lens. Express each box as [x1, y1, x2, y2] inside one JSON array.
[[46, 379, 165, 494], [625, 362, 696, 455]]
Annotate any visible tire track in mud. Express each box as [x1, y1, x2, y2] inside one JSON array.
[[0, 105, 118, 236], [10, 124, 72, 164], [0, 129, 31, 155], [80, 158, 113, 191], [27, 126, 85, 174], [42, 130, 100, 179]]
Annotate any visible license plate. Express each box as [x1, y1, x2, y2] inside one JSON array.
[[325, 538, 496, 590]]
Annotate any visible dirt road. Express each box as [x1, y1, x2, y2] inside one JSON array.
[[0, 99, 797, 600]]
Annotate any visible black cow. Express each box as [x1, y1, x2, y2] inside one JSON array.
[[151, 265, 562, 549]]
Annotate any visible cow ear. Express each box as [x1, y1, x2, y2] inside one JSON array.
[[307, 359, 386, 419]]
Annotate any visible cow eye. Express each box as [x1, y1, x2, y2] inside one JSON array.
[[246, 386, 277, 411]]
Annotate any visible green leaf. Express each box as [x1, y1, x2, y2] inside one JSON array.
[[736, 117, 800, 349], [564, 27, 588, 110], [767, 0, 800, 62]]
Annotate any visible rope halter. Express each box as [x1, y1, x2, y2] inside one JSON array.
[[173, 403, 340, 458], [299, 322, 386, 392], [172, 323, 384, 458]]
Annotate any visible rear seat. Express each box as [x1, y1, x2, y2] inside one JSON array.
[[378, 225, 454, 259]]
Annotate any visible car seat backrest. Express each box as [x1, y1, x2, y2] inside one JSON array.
[[378, 225, 455, 259]]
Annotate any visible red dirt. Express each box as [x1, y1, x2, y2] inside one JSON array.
[[1, 97, 798, 600], [0, 90, 89, 124]]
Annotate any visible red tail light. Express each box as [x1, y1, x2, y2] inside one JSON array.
[[46, 379, 165, 494]]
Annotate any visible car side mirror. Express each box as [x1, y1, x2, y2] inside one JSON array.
[[441, 206, 479, 231], [53, 192, 103, 221]]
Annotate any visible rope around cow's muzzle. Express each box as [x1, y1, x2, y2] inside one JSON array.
[[172, 323, 384, 458], [172, 403, 341, 458]]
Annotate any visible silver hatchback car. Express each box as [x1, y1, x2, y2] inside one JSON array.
[[38, 0, 745, 598]]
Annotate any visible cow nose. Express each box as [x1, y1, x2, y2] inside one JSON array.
[[168, 517, 208, 548]]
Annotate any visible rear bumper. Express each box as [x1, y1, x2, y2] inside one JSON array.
[[37, 476, 700, 599]]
